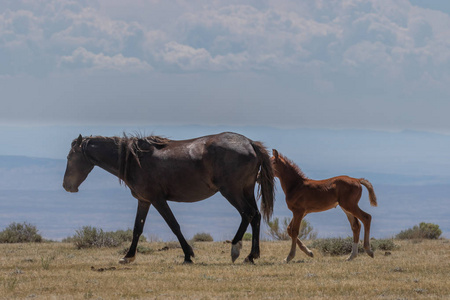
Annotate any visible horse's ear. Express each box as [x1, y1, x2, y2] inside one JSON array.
[[76, 134, 83, 147], [272, 149, 279, 159]]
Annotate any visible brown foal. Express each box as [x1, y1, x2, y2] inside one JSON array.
[[271, 149, 377, 262]]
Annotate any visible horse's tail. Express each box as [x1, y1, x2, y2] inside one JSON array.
[[359, 178, 377, 207], [252, 141, 275, 223]]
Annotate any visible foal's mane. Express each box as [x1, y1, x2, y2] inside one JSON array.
[[278, 152, 308, 180]]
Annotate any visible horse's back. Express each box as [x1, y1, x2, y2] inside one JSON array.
[[206, 132, 256, 155]]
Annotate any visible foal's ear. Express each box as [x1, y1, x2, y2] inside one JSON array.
[[272, 149, 279, 159], [76, 134, 83, 147]]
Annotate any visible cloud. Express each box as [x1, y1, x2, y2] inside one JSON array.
[[2, 0, 450, 77], [59, 47, 152, 72], [3, 0, 450, 130]]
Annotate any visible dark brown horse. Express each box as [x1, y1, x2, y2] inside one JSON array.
[[271, 149, 377, 262], [63, 132, 274, 264]]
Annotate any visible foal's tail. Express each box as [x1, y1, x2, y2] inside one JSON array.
[[252, 141, 275, 223], [359, 178, 378, 207]]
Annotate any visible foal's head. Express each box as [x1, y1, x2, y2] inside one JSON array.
[[270, 149, 307, 181], [63, 134, 94, 193], [270, 149, 283, 178]]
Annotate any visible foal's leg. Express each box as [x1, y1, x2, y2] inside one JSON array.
[[342, 209, 361, 261], [285, 210, 308, 263], [152, 200, 195, 263], [120, 200, 150, 264], [356, 207, 374, 258], [341, 204, 373, 258]]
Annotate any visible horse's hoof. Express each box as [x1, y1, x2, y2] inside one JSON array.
[[119, 257, 135, 264], [308, 251, 314, 258], [183, 259, 193, 264], [231, 241, 242, 263], [244, 257, 254, 264], [366, 250, 374, 258]]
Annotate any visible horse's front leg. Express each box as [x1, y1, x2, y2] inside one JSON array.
[[153, 200, 195, 263], [119, 200, 151, 264]]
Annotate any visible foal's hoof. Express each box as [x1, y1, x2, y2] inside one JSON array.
[[366, 249, 374, 258], [346, 255, 356, 261], [119, 257, 135, 264], [284, 256, 294, 264], [308, 251, 314, 258], [231, 241, 242, 263]]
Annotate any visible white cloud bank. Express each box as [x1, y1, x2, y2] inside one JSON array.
[[2, 0, 450, 129], [59, 47, 151, 71], [2, 0, 450, 76]]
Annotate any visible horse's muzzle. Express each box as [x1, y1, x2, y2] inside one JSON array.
[[63, 183, 79, 193]]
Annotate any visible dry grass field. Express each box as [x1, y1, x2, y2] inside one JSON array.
[[1, 239, 449, 299]]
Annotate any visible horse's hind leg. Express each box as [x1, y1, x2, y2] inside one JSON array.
[[120, 200, 150, 264], [342, 208, 361, 261], [152, 200, 195, 263], [221, 188, 259, 263]]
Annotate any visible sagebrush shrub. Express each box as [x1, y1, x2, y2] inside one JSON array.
[[77, 226, 120, 249], [63, 226, 146, 249], [192, 232, 213, 242], [370, 238, 397, 251], [0, 222, 43, 243], [267, 217, 317, 241], [243, 232, 252, 241], [396, 222, 442, 240], [120, 244, 154, 255], [309, 237, 359, 256], [310, 237, 397, 256]]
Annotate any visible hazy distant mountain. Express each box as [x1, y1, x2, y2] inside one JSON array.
[[1, 126, 449, 240]]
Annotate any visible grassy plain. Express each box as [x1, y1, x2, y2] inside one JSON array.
[[1, 239, 449, 299]]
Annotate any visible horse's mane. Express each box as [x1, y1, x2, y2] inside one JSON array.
[[278, 152, 308, 181], [117, 134, 171, 184]]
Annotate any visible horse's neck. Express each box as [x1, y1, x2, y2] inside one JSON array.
[[86, 139, 121, 178], [278, 162, 304, 194]]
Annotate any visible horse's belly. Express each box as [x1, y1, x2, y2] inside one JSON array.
[[166, 182, 218, 203]]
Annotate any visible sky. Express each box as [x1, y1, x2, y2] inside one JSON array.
[[2, 0, 450, 132]]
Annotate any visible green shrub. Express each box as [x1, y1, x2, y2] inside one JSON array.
[[63, 227, 147, 249], [108, 229, 147, 243], [119, 244, 154, 255], [0, 222, 43, 243], [370, 239, 397, 251], [192, 232, 213, 242], [267, 217, 317, 241], [243, 232, 252, 241], [309, 237, 359, 256], [396, 222, 442, 240], [64, 226, 119, 249], [310, 237, 397, 256]]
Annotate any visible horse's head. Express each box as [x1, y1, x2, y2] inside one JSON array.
[[63, 134, 94, 193]]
